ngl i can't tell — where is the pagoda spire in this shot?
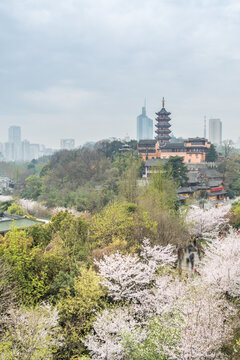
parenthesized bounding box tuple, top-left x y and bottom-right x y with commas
(155, 98, 172, 143)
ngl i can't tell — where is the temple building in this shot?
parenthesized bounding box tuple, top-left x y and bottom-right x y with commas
(138, 99, 211, 164)
(155, 97, 172, 143)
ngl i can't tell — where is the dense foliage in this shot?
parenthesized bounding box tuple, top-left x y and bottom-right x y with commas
(18, 140, 140, 212)
(0, 145, 239, 359)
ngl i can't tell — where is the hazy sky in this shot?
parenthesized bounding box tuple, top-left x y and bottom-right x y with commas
(0, 0, 240, 147)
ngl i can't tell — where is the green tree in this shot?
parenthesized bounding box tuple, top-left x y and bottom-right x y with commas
(163, 156, 188, 186)
(6, 203, 26, 216)
(21, 175, 43, 200)
(90, 202, 156, 252)
(138, 170, 189, 246)
(57, 267, 106, 359)
(118, 155, 143, 202)
(218, 153, 240, 195)
(206, 144, 218, 162)
(0, 229, 49, 304)
(123, 317, 180, 360)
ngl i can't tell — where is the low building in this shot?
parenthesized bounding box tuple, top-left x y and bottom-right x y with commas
(0, 213, 44, 236)
(138, 137, 211, 164)
(142, 158, 166, 178)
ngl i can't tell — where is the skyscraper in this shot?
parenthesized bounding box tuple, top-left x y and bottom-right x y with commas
(7, 126, 22, 161)
(137, 105, 153, 141)
(209, 119, 222, 145)
(8, 126, 21, 144)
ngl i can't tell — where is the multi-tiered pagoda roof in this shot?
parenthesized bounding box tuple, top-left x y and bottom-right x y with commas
(155, 98, 172, 143)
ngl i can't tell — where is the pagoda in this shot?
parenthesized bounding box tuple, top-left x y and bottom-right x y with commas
(155, 97, 172, 143)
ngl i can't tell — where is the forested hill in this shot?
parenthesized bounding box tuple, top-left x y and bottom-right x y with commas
(19, 139, 139, 212)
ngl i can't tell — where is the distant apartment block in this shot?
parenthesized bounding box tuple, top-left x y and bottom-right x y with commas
(137, 106, 153, 141)
(0, 126, 57, 162)
(60, 139, 75, 150)
(8, 126, 21, 144)
(7, 126, 22, 161)
(209, 118, 222, 145)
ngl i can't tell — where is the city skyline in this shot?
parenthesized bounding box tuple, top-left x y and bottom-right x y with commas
(0, 1, 240, 147)
(0, 109, 227, 151)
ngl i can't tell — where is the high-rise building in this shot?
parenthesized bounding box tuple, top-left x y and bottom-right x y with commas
(8, 126, 21, 144)
(30, 144, 40, 160)
(209, 119, 222, 145)
(60, 139, 75, 150)
(21, 140, 31, 162)
(137, 105, 153, 141)
(7, 126, 22, 161)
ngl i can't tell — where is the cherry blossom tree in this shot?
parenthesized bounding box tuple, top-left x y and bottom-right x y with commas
(185, 204, 231, 238)
(201, 229, 240, 298)
(84, 279, 235, 360)
(168, 282, 235, 360)
(17, 198, 81, 218)
(95, 239, 177, 301)
(0, 304, 62, 360)
(86, 238, 236, 360)
(84, 308, 140, 360)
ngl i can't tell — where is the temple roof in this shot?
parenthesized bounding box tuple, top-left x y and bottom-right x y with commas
(159, 142, 185, 149)
(144, 158, 166, 166)
(187, 137, 208, 143)
(156, 108, 171, 116)
(138, 139, 157, 146)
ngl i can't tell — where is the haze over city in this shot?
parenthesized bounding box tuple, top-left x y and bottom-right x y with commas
(0, 0, 240, 147)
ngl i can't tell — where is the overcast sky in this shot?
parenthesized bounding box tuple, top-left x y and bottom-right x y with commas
(0, 0, 240, 147)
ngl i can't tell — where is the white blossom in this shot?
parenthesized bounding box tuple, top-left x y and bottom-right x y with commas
(166, 281, 235, 360)
(95, 240, 176, 302)
(95, 252, 156, 301)
(201, 229, 240, 298)
(84, 307, 140, 360)
(0, 303, 62, 360)
(141, 238, 177, 266)
(185, 205, 230, 238)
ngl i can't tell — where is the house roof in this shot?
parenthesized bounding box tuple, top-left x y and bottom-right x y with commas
(138, 139, 157, 146)
(199, 169, 222, 178)
(145, 158, 166, 166)
(208, 180, 223, 187)
(187, 171, 199, 184)
(187, 137, 208, 142)
(177, 186, 195, 194)
(0, 215, 44, 233)
(159, 142, 185, 149)
(208, 190, 227, 196)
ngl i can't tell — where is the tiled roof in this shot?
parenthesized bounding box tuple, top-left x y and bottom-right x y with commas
(177, 187, 195, 194)
(159, 142, 185, 149)
(138, 139, 157, 146)
(145, 159, 166, 166)
(0, 215, 44, 233)
(156, 108, 171, 116)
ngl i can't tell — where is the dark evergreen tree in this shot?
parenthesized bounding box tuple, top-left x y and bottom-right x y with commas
(206, 144, 218, 162)
(163, 156, 188, 186)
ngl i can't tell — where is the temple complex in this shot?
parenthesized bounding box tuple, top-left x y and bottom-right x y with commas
(138, 98, 211, 164)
